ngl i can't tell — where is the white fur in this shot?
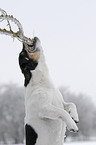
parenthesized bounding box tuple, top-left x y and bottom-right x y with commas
(24, 39, 79, 145)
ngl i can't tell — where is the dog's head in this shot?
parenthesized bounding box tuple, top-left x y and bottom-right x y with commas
(19, 37, 41, 87)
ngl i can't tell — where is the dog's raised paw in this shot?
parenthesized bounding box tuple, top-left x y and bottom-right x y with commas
(70, 128, 79, 133)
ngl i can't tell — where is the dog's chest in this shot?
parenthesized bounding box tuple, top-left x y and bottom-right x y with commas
(51, 89, 64, 109)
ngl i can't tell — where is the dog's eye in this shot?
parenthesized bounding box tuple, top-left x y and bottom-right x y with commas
(21, 52, 24, 55)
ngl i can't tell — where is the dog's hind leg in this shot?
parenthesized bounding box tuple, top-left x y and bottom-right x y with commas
(25, 124, 38, 145)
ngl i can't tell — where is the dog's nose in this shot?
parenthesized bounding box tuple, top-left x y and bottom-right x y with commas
(34, 37, 40, 43)
(34, 37, 39, 41)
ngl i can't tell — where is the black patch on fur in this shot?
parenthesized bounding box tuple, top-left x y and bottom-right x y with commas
(19, 44, 38, 87)
(25, 124, 38, 145)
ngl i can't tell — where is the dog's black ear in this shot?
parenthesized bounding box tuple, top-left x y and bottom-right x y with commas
(19, 43, 38, 87)
(23, 70, 32, 87)
(19, 49, 28, 73)
(19, 48, 32, 87)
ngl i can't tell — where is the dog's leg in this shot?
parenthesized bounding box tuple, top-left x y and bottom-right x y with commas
(64, 102, 79, 123)
(39, 104, 78, 132)
(25, 124, 38, 145)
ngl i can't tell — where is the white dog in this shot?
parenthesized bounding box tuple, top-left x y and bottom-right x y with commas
(19, 37, 79, 145)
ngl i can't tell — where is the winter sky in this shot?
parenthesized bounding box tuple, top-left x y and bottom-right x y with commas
(0, 0, 96, 104)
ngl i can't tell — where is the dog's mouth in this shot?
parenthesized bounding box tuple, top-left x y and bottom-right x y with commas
(25, 37, 40, 54)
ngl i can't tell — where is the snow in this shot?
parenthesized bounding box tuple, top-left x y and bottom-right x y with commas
(1, 142, 96, 145)
(65, 141, 96, 145)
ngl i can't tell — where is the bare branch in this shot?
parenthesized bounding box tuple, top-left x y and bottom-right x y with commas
(0, 14, 24, 34)
(0, 8, 7, 16)
(0, 8, 34, 51)
(0, 8, 12, 31)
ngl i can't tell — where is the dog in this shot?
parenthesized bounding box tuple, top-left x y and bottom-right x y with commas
(19, 37, 79, 145)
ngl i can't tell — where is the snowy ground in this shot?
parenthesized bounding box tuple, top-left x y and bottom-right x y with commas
(65, 141, 96, 145)
(1, 142, 96, 145)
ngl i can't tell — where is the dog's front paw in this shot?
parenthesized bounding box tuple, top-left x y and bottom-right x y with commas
(67, 118, 79, 133)
(65, 103, 79, 123)
(69, 104, 79, 123)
